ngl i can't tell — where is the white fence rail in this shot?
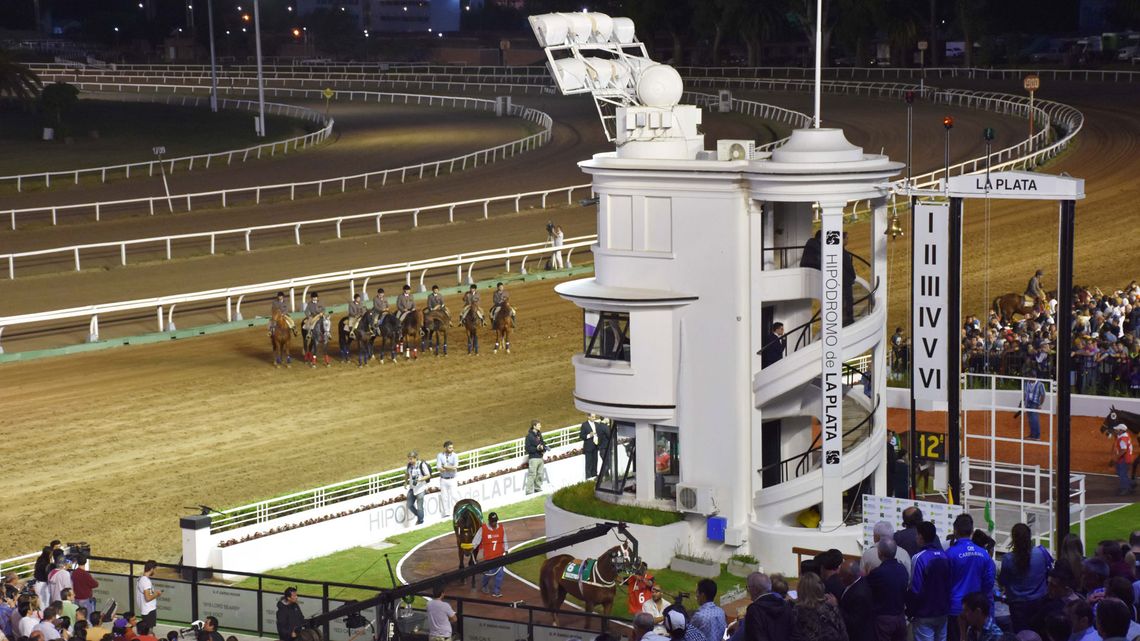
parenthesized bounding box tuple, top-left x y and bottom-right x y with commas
(3, 84, 554, 229)
(0, 93, 332, 192)
(1, 184, 592, 278)
(209, 422, 583, 533)
(0, 235, 599, 349)
(676, 65, 1140, 83)
(0, 552, 39, 579)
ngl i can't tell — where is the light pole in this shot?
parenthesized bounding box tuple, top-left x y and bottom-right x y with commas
(942, 115, 954, 184)
(253, 0, 267, 137)
(1023, 73, 1040, 152)
(206, 0, 219, 112)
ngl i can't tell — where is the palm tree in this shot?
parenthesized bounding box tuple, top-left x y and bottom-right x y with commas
(0, 49, 42, 102)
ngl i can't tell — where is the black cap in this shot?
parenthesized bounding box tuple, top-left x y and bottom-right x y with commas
(310, 292, 319, 298)
(276, 291, 286, 297)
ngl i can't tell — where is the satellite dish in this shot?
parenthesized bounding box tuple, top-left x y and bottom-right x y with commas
(635, 63, 683, 108)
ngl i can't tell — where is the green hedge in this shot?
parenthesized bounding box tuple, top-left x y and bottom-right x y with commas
(551, 481, 684, 526)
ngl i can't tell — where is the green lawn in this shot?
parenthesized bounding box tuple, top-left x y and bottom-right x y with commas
(233, 495, 548, 601)
(0, 98, 311, 177)
(552, 482, 684, 526)
(1081, 502, 1140, 545)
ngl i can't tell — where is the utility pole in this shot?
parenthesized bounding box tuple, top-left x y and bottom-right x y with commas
(253, 0, 267, 137)
(207, 0, 219, 112)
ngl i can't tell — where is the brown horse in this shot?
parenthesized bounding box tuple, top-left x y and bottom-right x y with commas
(539, 543, 636, 626)
(492, 303, 514, 354)
(462, 306, 481, 355)
(992, 290, 1057, 324)
(398, 309, 423, 360)
(269, 308, 293, 367)
(452, 499, 482, 586)
(423, 308, 451, 356)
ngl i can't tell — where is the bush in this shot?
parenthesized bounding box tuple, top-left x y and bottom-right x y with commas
(551, 481, 683, 526)
(729, 553, 758, 564)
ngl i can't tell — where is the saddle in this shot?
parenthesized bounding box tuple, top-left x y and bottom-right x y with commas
(347, 316, 362, 334)
(560, 558, 613, 588)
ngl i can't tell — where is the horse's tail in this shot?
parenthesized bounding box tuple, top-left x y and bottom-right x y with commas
(538, 557, 557, 608)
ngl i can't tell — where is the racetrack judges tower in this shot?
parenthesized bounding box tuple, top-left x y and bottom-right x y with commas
(533, 10, 903, 573)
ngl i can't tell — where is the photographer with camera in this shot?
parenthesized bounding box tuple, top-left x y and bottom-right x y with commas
(196, 617, 223, 641)
(275, 588, 304, 641)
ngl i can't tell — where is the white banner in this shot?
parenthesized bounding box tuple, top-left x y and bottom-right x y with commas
(912, 202, 949, 402)
(820, 212, 844, 477)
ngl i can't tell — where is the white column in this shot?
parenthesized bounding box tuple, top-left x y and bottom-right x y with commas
(635, 421, 655, 502)
(871, 196, 889, 495)
(819, 202, 846, 529)
(180, 514, 214, 572)
(749, 199, 766, 515)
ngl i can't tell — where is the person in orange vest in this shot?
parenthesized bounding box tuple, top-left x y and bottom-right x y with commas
(472, 512, 508, 597)
(626, 563, 655, 615)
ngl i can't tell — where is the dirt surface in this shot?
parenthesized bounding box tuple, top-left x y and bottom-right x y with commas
(1, 80, 1137, 563)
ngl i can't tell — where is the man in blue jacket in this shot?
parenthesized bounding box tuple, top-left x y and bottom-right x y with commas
(908, 521, 952, 641)
(946, 515, 995, 641)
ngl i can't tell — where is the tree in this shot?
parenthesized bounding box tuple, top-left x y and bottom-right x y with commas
(0, 50, 43, 102)
(39, 82, 79, 134)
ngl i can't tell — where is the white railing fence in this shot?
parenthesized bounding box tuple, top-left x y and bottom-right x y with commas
(4, 84, 555, 230)
(0, 234, 599, 351)
(0, 552, 39, 580)
(2, 184, 592, 279)
(209, 422, 583, 533)
(0, 92, 333, 192)
(676, 65, 1140, 83)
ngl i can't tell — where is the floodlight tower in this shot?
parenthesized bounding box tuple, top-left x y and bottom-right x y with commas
(536, 14, 901, 573)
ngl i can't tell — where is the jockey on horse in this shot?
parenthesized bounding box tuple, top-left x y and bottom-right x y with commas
(302, 291, 331, 364)
(461, 284, 485, 327)
(1025, 269, 1050, 314)
(425, 285, 451, 323)
(396, 284, 416, 326)
(489, 282, 517, 328)
(372, 287, 391, 324)
(268, 291, 295, 335)
(346, 293, 366, 336)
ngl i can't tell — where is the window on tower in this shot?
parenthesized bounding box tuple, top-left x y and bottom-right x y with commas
(583, 310, 630, 361)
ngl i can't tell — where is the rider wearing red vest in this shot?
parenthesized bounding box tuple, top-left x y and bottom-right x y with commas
(472, 512, 508, 597)
(625, 564, 654, 614)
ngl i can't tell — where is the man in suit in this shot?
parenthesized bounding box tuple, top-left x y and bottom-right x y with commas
(839, 560, 874, 641)
(580, 414, 604, 479)
(761, 322, 786, 368)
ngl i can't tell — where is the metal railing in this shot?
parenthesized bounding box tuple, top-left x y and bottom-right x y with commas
(759, 395, 881, 484)
(0, 235, 599, 350)
(2, 184, 592, 279)
(4, 84, 554, 229)
(210, 423, 582, 533)
(0, 92, 332, 192)
(676, 65, 1140, 83)
(0, 552, 39, 580)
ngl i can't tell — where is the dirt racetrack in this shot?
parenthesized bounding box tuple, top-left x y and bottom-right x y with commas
(0, 78, 1137, 562)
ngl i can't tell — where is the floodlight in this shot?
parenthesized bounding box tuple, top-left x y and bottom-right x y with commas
(552, 58, 590, 92)
(586, 13, 613, 43)
(610, 17, 636, 44)
(635, 64, 683, 107)
(563, 12, 592, 44)
(529, 14, 568, 47)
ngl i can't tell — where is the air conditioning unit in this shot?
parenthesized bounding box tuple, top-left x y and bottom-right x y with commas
(716, 139, 756, 161)
(676, 484, 719, 514)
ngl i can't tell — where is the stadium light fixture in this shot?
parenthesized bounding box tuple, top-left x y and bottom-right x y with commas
(529, 12, 701, 158)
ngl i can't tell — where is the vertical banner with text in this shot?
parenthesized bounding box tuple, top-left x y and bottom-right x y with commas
(820, 210, 844, 478)
(912, 201, 949, 402)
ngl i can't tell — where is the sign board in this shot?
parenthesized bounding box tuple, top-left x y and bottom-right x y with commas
(323, 88, 334, 99)
(153, 578, 193, 623)
(463, 616, 527, 641)
(197, 584, 260, 631)
(152, 146, 166, 156)
(1023, 74, 1040, 92)
(916, 431, 946, 461)
(912, 201, 949, 402)
(861, 495, 964, 548)
(917, 40, 928, 51)
(534, 624, 598, 641)
(91, 573, 130, 615)
(820, 210, 844, 476)
(945, 171, 1085, 200)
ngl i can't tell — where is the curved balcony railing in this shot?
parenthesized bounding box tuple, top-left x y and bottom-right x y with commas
(756, 275, 880, 361)
(758, 392, 880, 485)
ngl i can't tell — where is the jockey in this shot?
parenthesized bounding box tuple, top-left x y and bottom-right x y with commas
(396, 285, 416, 324)
(472, 512, 507, 597)
(625, 565, 654, 615)
(1026, 269, 1048, 308)
(372, 288, 390, 322)
(462, 284, 484, 326)
(304, 292, 326, 327)
(490, 282, 517, 328)
(268, 291, 293, 335)
(425, 285, 447, 317)
(347, 293, 365, 334)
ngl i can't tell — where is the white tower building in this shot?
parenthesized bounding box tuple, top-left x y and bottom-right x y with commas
(534, 13, 903, 573)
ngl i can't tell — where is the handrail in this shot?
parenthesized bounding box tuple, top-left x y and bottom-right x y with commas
(756, 275, 880, 358)
(0, 235, 598, 350)
(1, 184, 593, 278)
(0, 93, 332, 192)
(209, 422, 582, 533)
(757, 395, 881, 482)
(3, 83, 555, 229)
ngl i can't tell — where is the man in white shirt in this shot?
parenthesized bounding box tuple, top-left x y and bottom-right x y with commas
(436, 441, 459, 517)
(135, 561, 162, 631)
(17, 603, 41, 638)
(425, 585, 456, 641)
(33, 607, 66, 641)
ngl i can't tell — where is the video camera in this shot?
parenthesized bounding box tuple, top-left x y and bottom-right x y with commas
(177, 620, 204, 639)
(62, 542, 91, 565)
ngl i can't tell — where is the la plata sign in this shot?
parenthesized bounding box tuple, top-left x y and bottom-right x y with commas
(945, 171, 1084, 200)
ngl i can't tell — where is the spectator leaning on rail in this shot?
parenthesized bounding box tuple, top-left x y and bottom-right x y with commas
(275, 587, 305, 641)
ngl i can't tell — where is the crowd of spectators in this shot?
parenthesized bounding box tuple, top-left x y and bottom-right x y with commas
(891, 282, 1140, 397)
(611, 507, 1140, 641)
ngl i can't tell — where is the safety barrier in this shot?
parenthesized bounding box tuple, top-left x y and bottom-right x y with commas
(0, 235, 599, 351)
(209, 422, 582, 533)
(3, 83, 554, 229)
(2, 184, 592, 278)
(0, 92, 332, 192)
